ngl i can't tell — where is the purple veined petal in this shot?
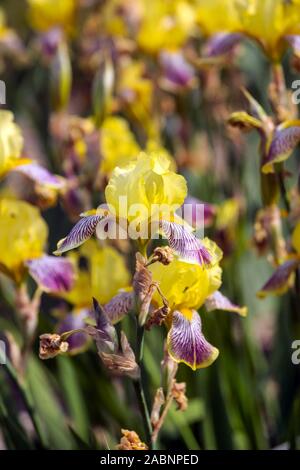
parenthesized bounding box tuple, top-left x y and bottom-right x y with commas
(104, 291, 134, 324)
(159, 220, 211, 265)
(285, 35, 300, 57)
(27, 255, 75, 293)
(204, 33, 243, 57)
(167, 310, 219, 370)
(57, 308, 91, 353)
(54, 214, 103, 255)
(262, 124, 300, 174)
(257, 258, 300, 298)
(159, 50, 195, 88)
(13, 162, 65, 189)
(205, 291, 247, 317)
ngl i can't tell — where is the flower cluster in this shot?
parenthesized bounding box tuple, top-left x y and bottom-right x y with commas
(1, 0, 300, 452)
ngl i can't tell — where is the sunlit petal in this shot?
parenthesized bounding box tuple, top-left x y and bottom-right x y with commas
(159, 220, 211, 265)
(54, 215, 103, 255)
(257, 258, 300, 298)
(27, 255, 75, 293)
(167, 309, 219, 370)
(205, 291, 247, 317)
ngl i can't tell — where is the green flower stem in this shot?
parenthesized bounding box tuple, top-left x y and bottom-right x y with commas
(134, 322, 153, 449)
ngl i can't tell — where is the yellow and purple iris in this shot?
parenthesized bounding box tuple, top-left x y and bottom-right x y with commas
(54, 151, 212, 265)
(199, 0, 300, 62)
(0, 198, 75, 290)
(149, 242, 222, 370)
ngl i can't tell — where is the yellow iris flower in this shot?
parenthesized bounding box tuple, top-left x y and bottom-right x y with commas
(61, 239, 130, 307)
(118, 60, 157, 137)
(100, 117, 140, 174)
(27, 0, 76, 32)
(137, 0, 196, 54)
(0, 198, 48, 282)
(149, 238, 222, 369)
(0, 111, 27, 179)
(196, 0, 240, 36)
(150, 239, 223, 312)
(234, 0, 300, 60)
(105, 151, 187, 224)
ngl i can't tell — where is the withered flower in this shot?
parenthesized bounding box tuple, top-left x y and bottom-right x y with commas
(151, 246, 174, 266)
(150, 388, 165, 428)
(99, 332, 140, 380)
(171, 382, 188, 412)
(133, 253, 157, 325)
(145, 304, 170, 331)
(117, 429, 148, 451)
(39, 333, 69, 360)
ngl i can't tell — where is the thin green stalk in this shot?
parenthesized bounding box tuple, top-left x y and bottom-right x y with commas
(133, 323, 153, 448)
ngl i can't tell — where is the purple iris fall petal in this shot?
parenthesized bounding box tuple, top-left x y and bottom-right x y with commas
(167, 310, 219, 370)
(159, 220, 211, 265)
(27, 255, 75, 293)
(54, 214, 103, 254)
(204, 33, 243, 57)
(14, 162, 64, 189)
(262, 125, 300, 173)
(205, 291, 247, 316)
(257, 258, 300, 298)
(159, 50, 195, 88)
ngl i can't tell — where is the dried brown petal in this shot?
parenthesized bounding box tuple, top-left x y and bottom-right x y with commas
(117, 429, 148, 451)
(145, 304, 170, 330)
(171, 382, 188, 412)
(39, 333, 69, 360)
(161, 346, 178, 394)
(99, 332, 140, 379)
(133, 253, 152, 302)
(150, 388, 165, 428)
(152, 246, 174, 265)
